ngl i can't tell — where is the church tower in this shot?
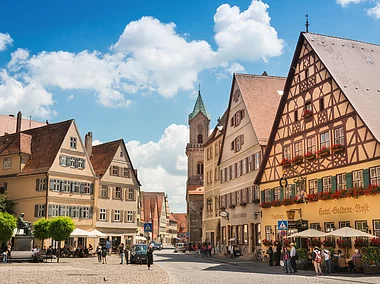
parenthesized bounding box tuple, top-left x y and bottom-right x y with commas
(186, 90, 210, 243)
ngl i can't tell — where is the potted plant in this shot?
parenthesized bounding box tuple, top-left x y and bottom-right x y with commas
(303, 109, 313, 118)
(280, 158, 291, 167)
(260, 202, 271, 208)
(370, 238, 380, 247)
(331, 143, 344, 153)
(309, 238, 322, 247)
(271, 200, 281, 207)
(252, 199, 260, 204)
(291, 155, 303, 165)
(281, 198, 292, 206)
(296, 248, 309, 269)
(322, 239, 336, 248)
(354, 238, 369, 248)
(317, 146, 330, 157)
(337, 238, 352, 249)
(240, 201, 247, 206)
(306, 193, 319, 202)
(304, 151, 316, 160)
(362, 246, 380, 274)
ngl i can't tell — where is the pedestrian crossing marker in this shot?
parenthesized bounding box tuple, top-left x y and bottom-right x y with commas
(278, 220, 288, 230)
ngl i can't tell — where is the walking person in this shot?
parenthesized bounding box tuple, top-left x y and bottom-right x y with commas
(289, 243, 297, 273)
(281, 247, 293, 273)
(119, 243, 125, 264)
(323, 249, 331, 275)
(312, 247, 323, 276)
(125, 246, 129, 265)
(101, 246, 107, 264)
(267, 246, 274, 266)
(147, 243, 154, 270)
(96, 243, 102, 263)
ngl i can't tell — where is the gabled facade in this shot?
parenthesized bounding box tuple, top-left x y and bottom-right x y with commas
(256, 33, 380, 250)
(219, 73, 285, 254)
(90, 137, 141, 247)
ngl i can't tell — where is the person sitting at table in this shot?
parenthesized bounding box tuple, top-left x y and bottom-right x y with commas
(348, 249, 362, 272)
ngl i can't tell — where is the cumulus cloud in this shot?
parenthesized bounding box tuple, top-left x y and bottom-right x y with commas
(0, 33, 13, 51)
(336, 0, 365, 7)
(66, 94, 74, 102)
(367, 2, 380, 18)
(92, 139, 103, 146)
(4, 0, 283, 110)
(0, 70, 54, 118)
(126, 124, 188, 212)
(336, 0, 380, 19)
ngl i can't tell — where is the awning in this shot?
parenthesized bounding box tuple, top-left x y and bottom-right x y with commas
(325, 227, 377, 238)
(136, 236, 147, 241)
(286, 229, 326, 238)
(70, 228, 92, 237)
(88, 229, 107, 238)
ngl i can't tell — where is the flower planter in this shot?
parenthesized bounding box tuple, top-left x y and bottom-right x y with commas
(318, 151, 330, 157)
(281, 162, 291, 168)
(293, 159, 303, 165)
(332, 147, 344, 153)
(305, 154, 316, 160)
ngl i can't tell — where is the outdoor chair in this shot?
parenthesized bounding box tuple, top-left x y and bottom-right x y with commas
(338, 258, 349, 272)
(353, 258, 364, 273)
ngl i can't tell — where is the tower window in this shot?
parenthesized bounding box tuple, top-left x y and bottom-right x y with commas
(198, 134, 203, 144)
(197, 162, 204, 175)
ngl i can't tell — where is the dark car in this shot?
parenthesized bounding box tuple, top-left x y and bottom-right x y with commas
(130, 244, 148, 264)
(151, 241, 163, 251)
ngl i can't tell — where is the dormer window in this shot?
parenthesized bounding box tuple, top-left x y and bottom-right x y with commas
(70, 137, 77, 149)
(3, 158, 11, 170)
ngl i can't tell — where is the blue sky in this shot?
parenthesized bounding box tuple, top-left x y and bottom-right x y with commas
(0, 0, 379, 212)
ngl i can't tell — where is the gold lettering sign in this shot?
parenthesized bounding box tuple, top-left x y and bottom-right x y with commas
(318, 204, 369, 217)
(271, 213, 285, 220)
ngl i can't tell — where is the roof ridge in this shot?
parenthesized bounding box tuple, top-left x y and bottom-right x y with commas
(235, 73, 286, 79)
(304, 32, 380, 48)
(92, 139, 122, 148)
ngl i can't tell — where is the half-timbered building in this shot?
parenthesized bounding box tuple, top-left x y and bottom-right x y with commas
(256, 32, 380, 250)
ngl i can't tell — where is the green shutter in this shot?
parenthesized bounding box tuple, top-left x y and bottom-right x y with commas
(271, 188, 275, 202)
(34, 204, 38, 217)
(261, 190, 265, 203)
(291, 184, 295, 198)
(363, 168, 370, 188)
(318, 179, 323, 193)
(280, 187, 284, 201)
(331, 176, 337, 193)
(36, 179, 40, 191)
(346, 172, 353, 189)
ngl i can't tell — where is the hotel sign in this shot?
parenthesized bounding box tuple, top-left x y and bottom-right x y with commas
(318, 204, 370, 217)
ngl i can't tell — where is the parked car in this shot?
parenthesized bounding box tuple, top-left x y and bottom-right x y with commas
(130, 244, 148, 264)
(151, 241, 163, 251)
(174, 243, 186, 253)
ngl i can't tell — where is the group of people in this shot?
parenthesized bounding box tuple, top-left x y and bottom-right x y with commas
(62, 244, 94, 258)
(96, 243, 109, 264)
(311, 246, 332, 276)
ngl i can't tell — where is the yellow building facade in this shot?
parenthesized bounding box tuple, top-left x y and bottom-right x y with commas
(256, 33, 380, 252)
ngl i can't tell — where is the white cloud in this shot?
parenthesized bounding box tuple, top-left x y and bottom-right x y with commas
(126, 124, 188, 212)
(0, 33, 13, 51)
(5, 0, 284, 109)
(367, 2, 380, 18)
(92, 139, 103, 146)
(336, 0, 365, 7)
(0, 70, 54, 118)
(66, 94, 74, 102)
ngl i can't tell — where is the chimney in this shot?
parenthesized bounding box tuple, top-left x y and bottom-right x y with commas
(16, 111, 22, 133)
(85, 132, 93, 157)
(134, 169, 138, 178)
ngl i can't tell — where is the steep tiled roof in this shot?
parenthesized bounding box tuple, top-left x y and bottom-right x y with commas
(235, 74, 285, 146)
(0, 133, 31, 156)
(143, 192, 165, 216)
(169, 214, 177, 222)
(189, 91, 211, 120)
(90, 140, 121, 176)
(172, 213, 187, 233)
(303, 32, 380, 142)
(0, 114, 45, 136)
(204, 109, 227, 147)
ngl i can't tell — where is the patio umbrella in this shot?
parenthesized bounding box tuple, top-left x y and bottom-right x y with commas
(286, 229, 326, 238)
(136, 236, 147, 241)
(70, 228, 92, 237)
(88, 229, 107, 238)
(325, 227, 376, 238)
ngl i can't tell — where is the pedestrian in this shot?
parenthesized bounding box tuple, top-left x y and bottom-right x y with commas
(96, 243, 102, 263)
(312, 246, 323, 276)
(289, 243, 297, 273)
(119, 243, 125, 264)
(276, 241, 282, 266)
(281, 247, 292, 273)
(101, 246, 107, 264)
(323, 249, 331, 275)
(207, 243, 212, 257)
(147, 243, 154, 270)
(267, 246, 274, 266)
(125, 246, 129, 265)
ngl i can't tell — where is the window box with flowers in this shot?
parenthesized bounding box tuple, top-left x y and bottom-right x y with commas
(331, 143, 345, 153)
(281, 198, 292, 206)
(305, 151, 316, 160)
(355, 238, 369, 248)
(323, 239, 336, 248)
(337, 238, 352, 249)
(291, 155, 303, 165)
(370, 238, 380, 247)
(306, 193, 319, 202)
(252, 199, 260, 204)
(280, 158, 291, 167)
(303, 109, 313, 118)
(308, 238, 322, 247)
(240, 202, 247, 207)
(271, 200, 281, 207)
(262, 239, 273, 246)
(317, 146, 330, 157)
(260, 202, 272, 208)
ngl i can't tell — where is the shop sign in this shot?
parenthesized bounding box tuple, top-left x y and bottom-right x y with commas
(232, 213, 247, 219)
(318, 204, 370, 217)
(271, 213, 285, 220)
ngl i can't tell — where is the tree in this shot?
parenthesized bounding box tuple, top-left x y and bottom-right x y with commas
(0, 195, 15, 214)
(0, 212, 17, 243)
(33, 218, 51, 248)
(48, 217, 75, 262)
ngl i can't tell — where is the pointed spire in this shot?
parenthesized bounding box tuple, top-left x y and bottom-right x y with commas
(189, 87, 211, 121)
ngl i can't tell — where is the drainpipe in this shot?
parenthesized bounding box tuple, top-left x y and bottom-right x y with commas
(45, 173, 49, 219)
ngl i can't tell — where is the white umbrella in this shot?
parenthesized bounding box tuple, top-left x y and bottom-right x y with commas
(136, 236, 147, 241)
(286, 229, 326, 238)
(70, 228, 92, 237)
(88, 229, 107, 238)
(325, 227, 377, 238)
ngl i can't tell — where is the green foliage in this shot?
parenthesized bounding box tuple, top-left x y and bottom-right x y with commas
(296, 248, 308, 261)
(48, 217, 75, 241)
(0, 195, 16, 214)
(362, 246, 380, 267)
(0, 212, 17, 242)
(33, 218, 51, 240)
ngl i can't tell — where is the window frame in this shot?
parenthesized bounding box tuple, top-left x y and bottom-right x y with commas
(128, 188, 134, 200)
(115, 187, 122, 199)
(127, 211, 133, 222)
(114, 209, 121, 222)
(294, 141, 303, 157)
(307, 136, 316, 155)
(70, 137, 77, 149)
(337, 173, 346, 191)
(320, 131, 330, 149)
(322, 176, 332, 193)
(370, 167, 380, 186)
(334, 127, 345, 145)
(283, 145, 291, 160)
(309, 179, 318, 195)
(99, 208, 106, 221)
(3, 158, 12, 170)
(353, 170, 364, 188)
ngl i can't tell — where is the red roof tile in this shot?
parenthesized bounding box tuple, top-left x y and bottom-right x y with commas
(90, 140, 121, 176)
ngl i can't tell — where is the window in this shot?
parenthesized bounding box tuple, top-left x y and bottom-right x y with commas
(61, 180, 71, 192)
(37, 178, 46, 191)
(51, 205, 60, 217)
(221, 169, 225, 183)
(309, 179, 318, 194)
(60, 206, 70, 217)
(253, 185, 260, 201)
(356, 220, 368, 232)
(231, 192, 236, 206)
(197, 162, 203, 175)
(72, 182, 81, 193)
(248, 155, 253, 172)
(319, 98, 324, 111)
(198, 134, 203, 144)
(115, 187, 122, 199)
(353, 170, 363, 188)
(307, 136, 316, 154)
(310, 223, 320, 230)
(78, 159, 84, 169)
(70, 157, 76, 168)
(237, 190, 241, 205)
(320, 132, 330, 149)
(83, 183, 91, 194)
(274, 187, 280, 201)
(294, 141, 303, 157)
(294, 110, 298, 122)
(242, 188, 247, 203)
(71, 206, 80, 218)
(50, 179, 60, 192)
(283, 145, 291, 160)
(100, 208, 106, 221)
(334, 127, 344, 145)
(101, 185, 108, 198)
(3, 158, 11, 170)
(235, 111, 241, 126)
(120, 151, 124, 158)
(339, 221, 350, 228)
(248, 187, 253, 202)
(35, 204, 45, 217)
(323, 176, 332, 193)
(112, 166, 119, 176)
(305, 101, 313, 112)
(0, 182, 7, 194)
(123, 167, 130, 178)
(370, 167, 380, 186)
(242, 158, 247, 175)
(82, 207, 90, 219)
(237, 161, 241, 178)
(60, 156, 67, 167)
(265, 225, 272, 241)
(254, 152, 261, 170)
(373, 220, 380, 237)
(128, 188, 134, 200)
(115, 209, 121, 221)
(337, 174, 346, 191)
(127, 211, 133, 222)
(295, 182, 304, 197)
(285, 185, 292, 199)
(215, 167, 219, 181)
(235, 136, 241, 152)
(231, 164, 236, 179)
(215, 142, 219, 156)
(264, 189, 271, 203)
(70, 137, 77, 149)
(324, 222, 335, 233)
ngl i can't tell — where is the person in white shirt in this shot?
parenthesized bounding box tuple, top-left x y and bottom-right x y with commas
(289, 243, 297, 273)
(322, 249, 331, 274)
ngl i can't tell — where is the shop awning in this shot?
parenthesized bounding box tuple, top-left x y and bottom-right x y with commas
(136, 236, 147, 241)
(70, 228, 92, 237)
(325, 227, 377, 238)
(286, 229, 326, 238)
(88, 229, 107, 238)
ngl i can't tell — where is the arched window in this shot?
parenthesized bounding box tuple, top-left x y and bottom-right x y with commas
(197, 162, 204, 175)
(198, 134, 203, 144)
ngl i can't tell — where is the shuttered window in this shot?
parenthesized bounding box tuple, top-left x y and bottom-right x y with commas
(100, 208, 106, 221)
(337, 174, 346, 191)
(353, 170, 364, 188)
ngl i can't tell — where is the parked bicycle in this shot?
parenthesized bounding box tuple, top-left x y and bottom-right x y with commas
(254, 249, 269, 262)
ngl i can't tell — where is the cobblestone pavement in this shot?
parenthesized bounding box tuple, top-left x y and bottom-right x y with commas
(154, 250, 380, 284)
(0, 255, 169, 284)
